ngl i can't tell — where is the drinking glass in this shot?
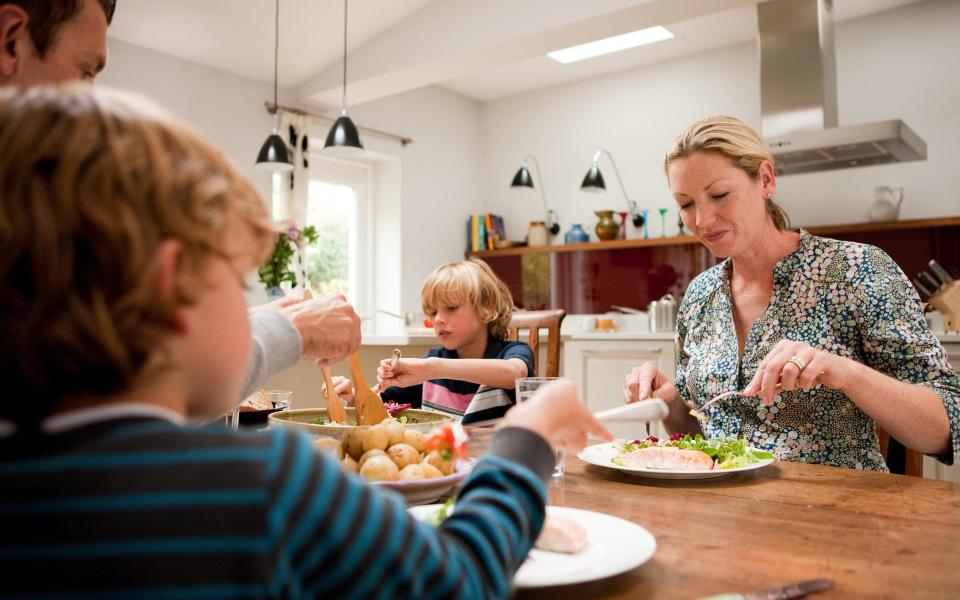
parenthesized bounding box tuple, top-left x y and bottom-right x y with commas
(264, 389, 292, 410)
(515, 377, 566, 477)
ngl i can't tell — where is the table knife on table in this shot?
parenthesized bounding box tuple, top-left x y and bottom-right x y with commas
(699, 578, 834, 600)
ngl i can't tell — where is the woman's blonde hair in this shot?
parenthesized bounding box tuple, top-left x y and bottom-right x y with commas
(420, 258, 514, 340)
(664, 115, 790, 230)
(0, 85, 275, 424)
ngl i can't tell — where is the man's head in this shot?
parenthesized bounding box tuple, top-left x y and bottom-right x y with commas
(0, 1, 114, 86)
(0, 85, 275, 424)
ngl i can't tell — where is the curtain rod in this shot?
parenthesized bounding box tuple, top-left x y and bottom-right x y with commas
(265, 101, 413, 147)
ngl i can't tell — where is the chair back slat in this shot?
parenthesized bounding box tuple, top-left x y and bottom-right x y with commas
(876, 426, 923, 477)
(507, 309, 565, 377)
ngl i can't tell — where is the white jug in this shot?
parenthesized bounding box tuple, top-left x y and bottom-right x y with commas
(868, 186, 904, 222)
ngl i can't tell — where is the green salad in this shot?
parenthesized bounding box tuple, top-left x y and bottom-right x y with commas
(426, 498, 455, 526)
(616, 434, 774, 470)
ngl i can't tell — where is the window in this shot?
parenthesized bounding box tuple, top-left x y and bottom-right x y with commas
(303, 159, 369, 308)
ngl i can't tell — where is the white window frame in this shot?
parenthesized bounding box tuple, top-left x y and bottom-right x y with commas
(302, 154, 375, 320)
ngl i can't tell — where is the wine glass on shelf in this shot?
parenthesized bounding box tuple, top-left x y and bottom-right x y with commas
(641, 209, 650, 239)
(659, 208, 669, 237)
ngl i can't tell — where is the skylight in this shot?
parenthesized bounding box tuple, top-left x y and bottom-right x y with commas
(547, 26, 674, 64)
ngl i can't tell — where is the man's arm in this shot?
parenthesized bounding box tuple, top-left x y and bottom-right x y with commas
(240, 310, 302, 399)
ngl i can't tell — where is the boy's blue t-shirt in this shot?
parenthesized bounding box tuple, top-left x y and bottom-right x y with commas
(381, 338, 534, 425)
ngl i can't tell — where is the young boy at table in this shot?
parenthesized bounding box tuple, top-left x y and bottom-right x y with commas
(331, 259, 535, 425)
(0, 85, 611, 599)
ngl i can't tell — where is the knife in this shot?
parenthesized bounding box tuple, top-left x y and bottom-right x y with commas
(699, 578, 834, 600)
(928, 260, 955, 285)
(594, 398, 669, 423)
(918, 271, 943, 294)
(913, 277, 934, 297)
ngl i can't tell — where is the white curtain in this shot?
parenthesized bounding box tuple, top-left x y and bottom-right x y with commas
(276, 109, 313, 294)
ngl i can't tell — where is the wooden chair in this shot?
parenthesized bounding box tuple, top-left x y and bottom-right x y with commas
(507, 309, 566, 378)
(877, 426, 924, 477)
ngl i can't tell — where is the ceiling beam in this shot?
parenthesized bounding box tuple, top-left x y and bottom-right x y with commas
(297, 0, 760, 106)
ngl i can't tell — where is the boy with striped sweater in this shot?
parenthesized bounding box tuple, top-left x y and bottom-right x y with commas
(0, 86, 611, 599)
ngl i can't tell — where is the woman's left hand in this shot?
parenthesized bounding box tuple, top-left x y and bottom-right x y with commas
(742, 340, 853, 406)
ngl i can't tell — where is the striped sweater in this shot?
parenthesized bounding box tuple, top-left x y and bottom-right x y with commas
(0, 417, 554, 599)
(381, 339, 534, 425)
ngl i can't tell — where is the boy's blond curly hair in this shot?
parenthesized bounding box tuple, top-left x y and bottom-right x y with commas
(0, 85, 275, 424)
(420, 258, 514, 340)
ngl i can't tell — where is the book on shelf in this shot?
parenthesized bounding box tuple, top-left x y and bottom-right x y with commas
(466, 213, 505, 253)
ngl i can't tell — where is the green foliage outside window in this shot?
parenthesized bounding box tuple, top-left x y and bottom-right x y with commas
(257, 223, 319, 290)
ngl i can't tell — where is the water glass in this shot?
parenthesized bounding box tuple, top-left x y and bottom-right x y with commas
(264, 389, 292, 410)
(515, 377, 566, 477)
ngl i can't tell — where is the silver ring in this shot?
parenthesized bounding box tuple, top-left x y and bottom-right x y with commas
(786, 355, 807, 371)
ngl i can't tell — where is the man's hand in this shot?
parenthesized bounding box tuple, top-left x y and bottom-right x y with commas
(263, 293, 361, 367)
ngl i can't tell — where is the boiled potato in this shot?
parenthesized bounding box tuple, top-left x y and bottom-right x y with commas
(342, 428, 365, 460)
(313, 437, 344, 461)
(387, 443, 420, 470)
(341, 454, 359, 474)
(359, 448, 388, 469)
(403, 429, 425, 452)
(360, 455, 399, 482)
(362, 424, 390, 453)
(398, 463, 426, 481)
(420, 463, 444, 479)
(382, 419, 405, 446)
(423, 450, 454, 476)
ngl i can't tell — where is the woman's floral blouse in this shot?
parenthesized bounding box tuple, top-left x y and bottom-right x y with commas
(675, 229, 960, 471)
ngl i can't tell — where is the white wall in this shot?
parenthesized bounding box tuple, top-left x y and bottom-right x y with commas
(99, 38, 282, 205)
(99, 39, 485, 316)
(350, 86, 485, 313)
(481, 0, 960, 241)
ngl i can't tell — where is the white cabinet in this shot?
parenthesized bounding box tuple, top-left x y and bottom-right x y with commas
(563, 338, 674, 440)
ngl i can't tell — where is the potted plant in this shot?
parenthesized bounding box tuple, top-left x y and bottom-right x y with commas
(258, 222, 318, 298)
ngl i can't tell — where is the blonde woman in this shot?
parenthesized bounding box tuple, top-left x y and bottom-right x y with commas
(329, 258, 534, 424)
(623, 115, 958, 471)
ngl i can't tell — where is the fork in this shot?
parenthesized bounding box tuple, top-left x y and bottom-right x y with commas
(686, 384, 782, 421)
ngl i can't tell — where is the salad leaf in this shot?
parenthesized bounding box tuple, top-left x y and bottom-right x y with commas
(616, 434, 774, 470)
(427, 498, 456, 526)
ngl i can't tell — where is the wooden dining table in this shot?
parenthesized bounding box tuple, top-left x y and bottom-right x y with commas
(464, 427, 960, 599)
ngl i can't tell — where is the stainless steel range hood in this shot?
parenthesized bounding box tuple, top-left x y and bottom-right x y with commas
(758, 0, 926, 175)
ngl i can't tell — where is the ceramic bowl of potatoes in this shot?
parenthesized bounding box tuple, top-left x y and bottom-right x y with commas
(307, 416, 473, 506)
(268, 407, 453, 441)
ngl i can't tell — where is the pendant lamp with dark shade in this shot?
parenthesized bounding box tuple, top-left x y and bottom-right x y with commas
(581, 149, 642, 227)
(256, 0, 293, 171)
(324, 0, 364, 154)
(510, 155, 559, 235)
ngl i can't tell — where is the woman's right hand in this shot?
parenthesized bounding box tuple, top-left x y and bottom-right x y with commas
(623, 362, 674, 404)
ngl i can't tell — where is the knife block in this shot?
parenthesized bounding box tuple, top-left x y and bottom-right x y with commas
(929, 281, 960, 332)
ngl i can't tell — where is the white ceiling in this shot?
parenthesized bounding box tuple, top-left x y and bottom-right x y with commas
(107, 0, 926, 105)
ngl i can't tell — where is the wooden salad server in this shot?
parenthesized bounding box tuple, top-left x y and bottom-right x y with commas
(348, 353, 390, 425)
(321, 367, 348, 424)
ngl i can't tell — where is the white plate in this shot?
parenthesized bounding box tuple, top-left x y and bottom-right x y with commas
(577, 442, 775, 480)
(408, 504, 656, 588)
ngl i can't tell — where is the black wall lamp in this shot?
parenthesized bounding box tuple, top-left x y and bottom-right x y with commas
(324, 0, 364, 154)
(256, 0, 293, 171)
(510, 155, 560, 235)
(581, 149, 642, 227)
